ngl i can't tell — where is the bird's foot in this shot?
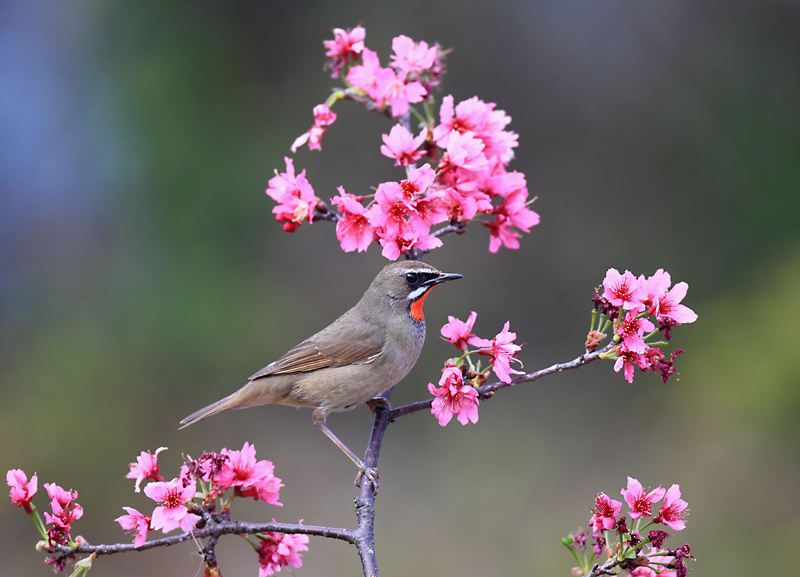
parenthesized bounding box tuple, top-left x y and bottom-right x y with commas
(354, 464, 380, 495)
(366, 397, 391, 414)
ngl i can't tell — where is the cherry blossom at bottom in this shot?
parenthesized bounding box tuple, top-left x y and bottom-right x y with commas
(256, 530, 310, 577)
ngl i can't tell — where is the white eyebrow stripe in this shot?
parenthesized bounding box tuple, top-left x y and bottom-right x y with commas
(407, 285, 430, 300)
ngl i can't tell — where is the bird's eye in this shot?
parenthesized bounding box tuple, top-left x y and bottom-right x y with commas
(404, 273, 419, 285)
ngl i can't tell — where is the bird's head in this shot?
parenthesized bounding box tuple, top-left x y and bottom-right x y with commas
(369, 261, 462, 322)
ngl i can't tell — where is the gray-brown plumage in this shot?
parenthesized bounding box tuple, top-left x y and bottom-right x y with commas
(179, 261, 461, 490)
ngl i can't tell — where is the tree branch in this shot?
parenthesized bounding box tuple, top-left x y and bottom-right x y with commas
(351, 389, 393, 577)
(50, 519, 354, 560)
(584, 558, 622, 577)
(388, 343, 614, 420)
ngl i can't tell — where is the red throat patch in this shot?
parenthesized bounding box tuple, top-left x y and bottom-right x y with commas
(410, 286, 436, 322)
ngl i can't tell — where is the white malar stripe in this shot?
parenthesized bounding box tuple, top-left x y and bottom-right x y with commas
(407, 285, 430, 301)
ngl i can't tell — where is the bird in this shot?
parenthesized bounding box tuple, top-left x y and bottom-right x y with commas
(179, 260, 462, 491)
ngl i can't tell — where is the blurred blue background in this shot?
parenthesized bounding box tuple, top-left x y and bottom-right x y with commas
(2, 1, 799, 576)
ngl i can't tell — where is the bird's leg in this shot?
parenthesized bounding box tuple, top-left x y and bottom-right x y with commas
(313, 412, 379, 493)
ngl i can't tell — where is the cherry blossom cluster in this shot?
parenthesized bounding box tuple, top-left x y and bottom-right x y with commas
(563, 477, 693, 577)
(264, 25, 540, 259)
(427, 311, 524, 426)
(588, 268, 698, 384)
(6, 443, 308, 576)
(8, 469, 86, 572)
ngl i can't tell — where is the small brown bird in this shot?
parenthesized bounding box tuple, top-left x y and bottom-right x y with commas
(179, 261, 461, 488)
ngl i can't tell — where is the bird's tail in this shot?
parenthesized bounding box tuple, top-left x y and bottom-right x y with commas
(179, 376, 297, 429)
(179, 393, 239, 429)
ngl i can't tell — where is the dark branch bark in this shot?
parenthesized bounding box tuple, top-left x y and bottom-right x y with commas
(51, 519, 354, 559)
(351, 389, 393, 577)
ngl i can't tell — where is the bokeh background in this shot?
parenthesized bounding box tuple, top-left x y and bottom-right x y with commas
(2, 1, 799, 576)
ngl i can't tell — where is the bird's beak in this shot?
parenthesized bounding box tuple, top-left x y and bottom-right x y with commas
(424, 272, 463, 287)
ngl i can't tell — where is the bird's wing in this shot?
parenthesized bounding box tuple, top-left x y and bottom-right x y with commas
(248, 331, 383, 380)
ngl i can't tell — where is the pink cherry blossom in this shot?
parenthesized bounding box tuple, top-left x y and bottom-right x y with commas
(367, 182, 413, 239)
(394, 164, 447, 230)
(500, 188, 539, 231)
(115, 507, 151, 548)
(365, 167, 446, 259)
(291, 104, 337, 153)
(265, 158, 319, 232)
(346, 48, 383, 99)
(603, 268, 647, 311)
(312, 103, 337, 127)
(324, 26, 366, 58)
(433, 95, 517, 164)
(290, 125, 325, 153)
(7, 469, 37, 513)
(440, 311, 479, 350)
(376, 226, 442, 261)
(127, 446, 167, 493)
(144, 477, 201, 533)
(428, 364, 480, 426)
(630, 568, 658, 577)
(372, 164, 437, 215)
(479, 164, 527, 199)
(620, 477, 666, 520)
(44, 483, 84, 528)
(380, 124, 428, 166)
(471, 321, 524, 383)
(215, 442, 282, 505)
(374, 67, 427, 117)
(618, 311, 656, 354)
(483, 216, 521, 253)
(330, 188, 374, 253)
(589, 492, 622, 534)
(442, 130, 489, 172)
(409, 187, 448, 231)
(323, 26, 365, 78)
(390, 35, 437, 75)
(653, 281, 698, 326)
(484, 188, 540, 253)
(613, 342, 650, 383)
(442, 186, 480, 221)
(655, 484, 688, 531)
(638, 269, 672, 314)
(43, 482, 83, 545)
(257, 530, 309, 577)
(433, 95, 469, 142)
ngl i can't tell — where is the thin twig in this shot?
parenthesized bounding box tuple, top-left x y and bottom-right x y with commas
(388, 343, 614, 420)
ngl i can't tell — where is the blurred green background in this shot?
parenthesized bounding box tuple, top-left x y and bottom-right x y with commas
(2, 1, 799, 576)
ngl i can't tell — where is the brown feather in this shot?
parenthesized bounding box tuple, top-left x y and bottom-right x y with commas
(248, 332, 383, 380)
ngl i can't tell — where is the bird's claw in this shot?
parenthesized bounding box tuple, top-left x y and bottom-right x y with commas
(366, 397, 391, 414)
(354, 465, 380, 495)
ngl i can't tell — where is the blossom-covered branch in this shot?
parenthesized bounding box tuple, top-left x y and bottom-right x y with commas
(390, 341, 614, 421)
(563, 477, 693, 577)
(265, 25, 539, 260)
